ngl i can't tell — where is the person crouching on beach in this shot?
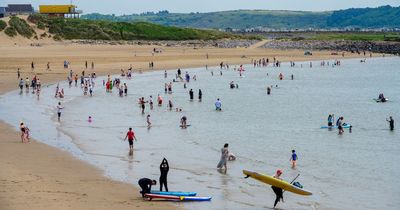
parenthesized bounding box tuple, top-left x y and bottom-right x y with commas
(138, 178, 156, 198)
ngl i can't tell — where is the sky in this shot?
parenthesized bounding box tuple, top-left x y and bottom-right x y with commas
(2, 0, 399, 15)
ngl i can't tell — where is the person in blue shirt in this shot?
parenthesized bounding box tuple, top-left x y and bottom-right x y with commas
(290, 150, 298, 168)
(215, 98, 222, 111)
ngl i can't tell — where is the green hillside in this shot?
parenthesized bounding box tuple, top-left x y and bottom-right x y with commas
(26, 14, 249, 41)
(82, 6, 400, 29)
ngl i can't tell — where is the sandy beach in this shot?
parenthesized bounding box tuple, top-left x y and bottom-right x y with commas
(0, 37, 375, 210)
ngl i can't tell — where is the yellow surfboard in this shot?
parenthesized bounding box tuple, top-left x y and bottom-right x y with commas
(243, 170, 312, 196)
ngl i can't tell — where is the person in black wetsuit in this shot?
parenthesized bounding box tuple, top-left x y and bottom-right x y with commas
(189, 89, 194, 100)
(271, 169, 284, 208)
(198, 89, 202, 101)
(159, 158, 169, 191)
(138, 178, 156, 198)
(387, 116, 394, 131)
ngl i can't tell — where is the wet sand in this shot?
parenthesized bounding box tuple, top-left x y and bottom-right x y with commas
(0, 40, 374, 210)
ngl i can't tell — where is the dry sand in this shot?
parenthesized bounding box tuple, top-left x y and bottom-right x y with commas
(0, 36, 370, 210)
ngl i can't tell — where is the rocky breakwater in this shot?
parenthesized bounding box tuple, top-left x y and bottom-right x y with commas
(262, 40, 400, 55)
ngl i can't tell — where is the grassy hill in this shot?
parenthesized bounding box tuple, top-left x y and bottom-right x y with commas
(82, 6, 400, 29)
(1, 14, 252, 41)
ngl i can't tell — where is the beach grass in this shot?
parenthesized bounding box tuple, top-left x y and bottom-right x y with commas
(0, 20, 6, 31)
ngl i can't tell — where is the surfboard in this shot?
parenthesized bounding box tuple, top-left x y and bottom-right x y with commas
(180, 124, 191, 128)
(320, 124, 351, 129)
(151, 191, 197, 196)
(180, 196, 212, 201)
(144, 194, 181, 201)
(243, 170, 312, 196)
(374, 98, 388, 103)
(145, 194, 211, 202)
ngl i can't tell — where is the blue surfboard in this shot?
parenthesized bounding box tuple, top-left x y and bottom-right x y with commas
(150, 191, 197, 196)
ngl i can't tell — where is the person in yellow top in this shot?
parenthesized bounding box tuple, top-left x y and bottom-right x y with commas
(271, 169, 284, 208)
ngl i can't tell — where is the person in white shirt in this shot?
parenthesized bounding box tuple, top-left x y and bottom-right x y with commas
(57, 102, 64, 122)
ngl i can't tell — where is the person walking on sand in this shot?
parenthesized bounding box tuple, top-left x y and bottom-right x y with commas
(159, 158, 169, 192)
(57, 102, 64, 122)
(18, 78, 24, 93)
(124, 127, 137, 151)
(217, 143, 229, 172)
(271, 170, 284, 208)
(387, 116, 394, 131)
(20, 122, 27, 143)
(290, 150, 298, 168)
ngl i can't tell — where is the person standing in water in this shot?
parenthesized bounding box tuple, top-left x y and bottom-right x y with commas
(267, 86, 271, 95)
(198, 89, 202, 102)
(159, 158, 169, 192)
(57, 102, 64, 122)
(290, 150, 298, 168)
(271, 170, 284, 208)
(328, 114, 334, 127)
(387, 116, 394, 131)
(217, 143, 229, 172)
(124, 127, 137, 151)
(189, 89, 194, 101)
(337, 117, 344, 135)
(168, 100, 173, 110)
(215, 98, 222, 111)
(180, 116, 187, 128)
(146, 115, 152, 127)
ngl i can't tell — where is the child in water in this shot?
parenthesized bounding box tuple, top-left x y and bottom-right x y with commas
(290, 150, 297, 168)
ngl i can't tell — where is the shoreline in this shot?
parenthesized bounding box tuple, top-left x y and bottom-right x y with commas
(0, 42, 378, 210)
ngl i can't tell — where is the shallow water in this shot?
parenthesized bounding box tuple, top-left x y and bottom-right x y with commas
(1, 57, 399, 210)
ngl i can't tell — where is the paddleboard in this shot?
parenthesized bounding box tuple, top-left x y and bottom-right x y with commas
(144, 194, 180, 201)
(151, 191, 197, 196)
(180, 196, 212, 201)
(243, 170, 312, 196)
(180, 125, 191, 128)
(374, 98, 388, 103)
(320, 124, 351, 129)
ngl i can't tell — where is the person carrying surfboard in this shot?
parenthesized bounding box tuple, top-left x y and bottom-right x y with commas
(217, 143, 229, 172)
(271, 170, 284, 208)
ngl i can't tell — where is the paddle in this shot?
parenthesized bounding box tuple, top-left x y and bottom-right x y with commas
(283, 173, 300, 193)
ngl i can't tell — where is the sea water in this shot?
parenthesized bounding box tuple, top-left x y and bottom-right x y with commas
(1, 57, 399, 210)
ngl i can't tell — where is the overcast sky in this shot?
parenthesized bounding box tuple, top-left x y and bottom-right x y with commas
(2, 0, 399, 15)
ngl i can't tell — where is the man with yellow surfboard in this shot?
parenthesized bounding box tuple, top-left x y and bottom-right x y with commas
(243, 169, 312, 208)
